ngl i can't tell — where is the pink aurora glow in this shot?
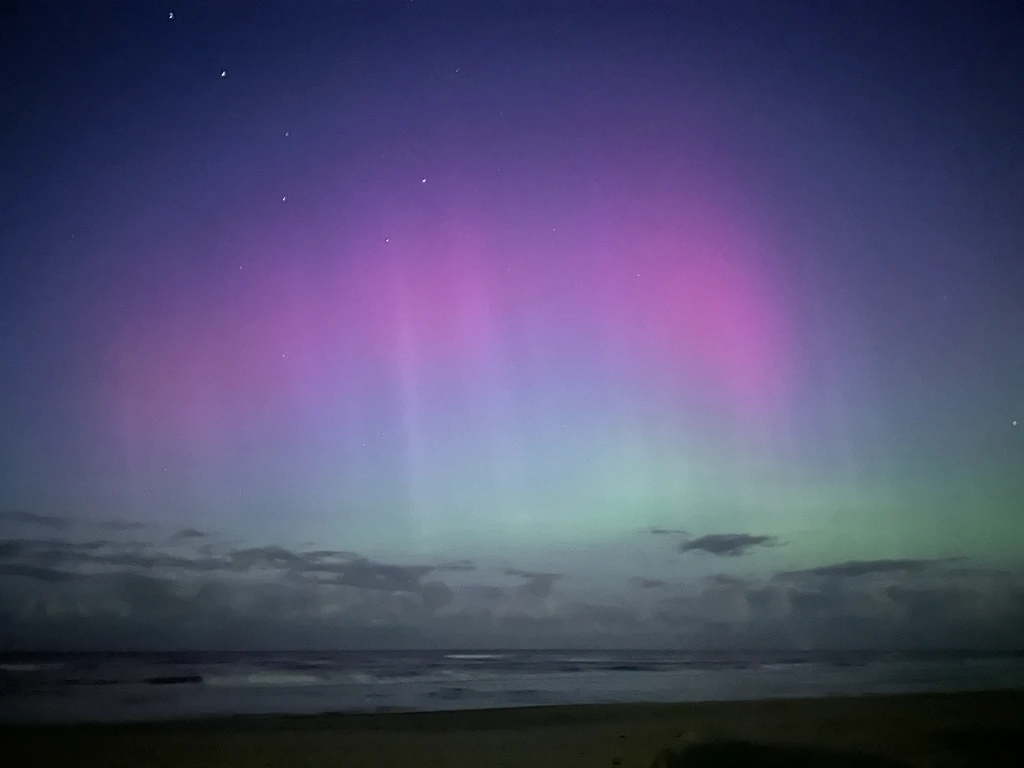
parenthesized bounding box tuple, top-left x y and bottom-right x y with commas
(102, 206, 794, 447)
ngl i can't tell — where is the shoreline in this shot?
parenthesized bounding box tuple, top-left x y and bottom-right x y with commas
(3, 689, 1022, 730)
(4, 690, 1023, 766)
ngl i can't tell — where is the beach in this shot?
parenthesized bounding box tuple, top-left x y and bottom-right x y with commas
(4, 690, 1021, 767)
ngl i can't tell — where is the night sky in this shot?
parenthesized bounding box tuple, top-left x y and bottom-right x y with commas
(1, 1, 1022, 650)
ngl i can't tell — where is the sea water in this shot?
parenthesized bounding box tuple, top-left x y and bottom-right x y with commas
(3, 648, 1023, 723)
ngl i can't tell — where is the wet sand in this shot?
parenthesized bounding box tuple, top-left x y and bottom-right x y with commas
(4, 690, 1022, 767)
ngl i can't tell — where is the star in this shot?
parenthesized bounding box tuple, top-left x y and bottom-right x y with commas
(284, 131, 290, 137)
(421, 178, 427, 183)
(168, 12, 174, 20)
(281, 196, 287, 202)
(220, 70, 227, 77)
(1013, 420, 1019, 427)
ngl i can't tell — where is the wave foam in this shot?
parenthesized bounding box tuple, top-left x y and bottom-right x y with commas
(205, 672, 323, 687)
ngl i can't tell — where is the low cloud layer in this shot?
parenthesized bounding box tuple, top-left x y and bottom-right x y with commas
(646, 527, 689, 536)
(1, 518, 1021, 650)
(505, 568, 563, 600)
(777, 558, 952, 580)
(170, 528, 207, 541)
(634, 578, 666, 589)
(679, 533, 777, 557)
(0, 511, 72, 530)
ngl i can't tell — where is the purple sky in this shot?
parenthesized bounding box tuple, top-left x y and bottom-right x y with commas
(0, 1, 1022, 649)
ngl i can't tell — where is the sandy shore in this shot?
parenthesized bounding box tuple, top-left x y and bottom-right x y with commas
(3, 691, 1022, 767)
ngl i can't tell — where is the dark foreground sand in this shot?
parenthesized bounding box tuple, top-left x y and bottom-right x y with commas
(4, 691, 1023, 767)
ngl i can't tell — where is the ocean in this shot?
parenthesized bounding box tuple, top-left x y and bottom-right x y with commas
(3, 649, 1023, 724)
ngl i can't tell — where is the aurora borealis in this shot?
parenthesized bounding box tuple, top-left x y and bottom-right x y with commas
(1, 2, 1022, 649)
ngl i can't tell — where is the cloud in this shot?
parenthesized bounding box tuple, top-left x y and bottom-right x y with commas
(0, 511, 71, 530)
(698, 574, 752, 623)
(0, 537, 226, 572)
(1, 530, 495, 646)
(633, 578, 666, 589)
(504, 568, 563, 598)
(0, 533, 472, 648)
(3, 521, 1023, 651)
(679, 533, 777, 557)
(97, 520, 147, 531)
(420, 581, 455, 611)
(436, 559, 476, 572)
(777, 558, 949, 580)
(744, 585, 790, 619)
(170, 528, 206, 541)
(520, 575, 561, 599)
(504, 568, 558, 579)
(91, 551, 226, 572)
(0, 538, 110, 562)
(0, 540, 28, 558)
(467, 585, 507, 602)
(230, 546, 458, 592)
(0, 563, 76, 582)
(230, 546, 304, 570)
(565, 601, 637, 631)
(319, 560, 434, 592)
(301, 550, 362, 563)
(707, 573, 747, 587)
(224, 546, 454, 592)
(646, 527, 689, 536)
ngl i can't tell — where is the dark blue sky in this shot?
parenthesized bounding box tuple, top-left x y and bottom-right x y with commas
(1, 1, 1022, 649)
